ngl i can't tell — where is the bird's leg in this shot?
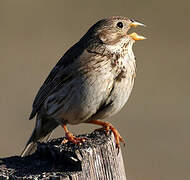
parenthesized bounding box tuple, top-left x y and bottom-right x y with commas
(61, 124, 86, 145)
(87, 120, 125, 148)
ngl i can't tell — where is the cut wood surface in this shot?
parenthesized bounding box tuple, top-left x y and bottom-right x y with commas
(0, 129, 126, 180)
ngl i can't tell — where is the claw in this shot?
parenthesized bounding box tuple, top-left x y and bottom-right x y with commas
(61, 124, 86, 145)
(61, 132, 86, 145)
(88, 120, 125, 150)
(103, 122, 125, 149)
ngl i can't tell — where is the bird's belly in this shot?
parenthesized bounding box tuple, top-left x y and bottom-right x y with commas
(109, 76, 135, 116)
(90, 75, 135, 121)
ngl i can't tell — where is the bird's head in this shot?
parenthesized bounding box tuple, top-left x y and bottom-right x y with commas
(82, 16, 146, 46)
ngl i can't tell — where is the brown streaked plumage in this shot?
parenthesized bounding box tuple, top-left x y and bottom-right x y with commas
(21, 16, 145, 157)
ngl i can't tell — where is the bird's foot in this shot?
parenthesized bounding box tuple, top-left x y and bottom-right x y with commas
(87, 120, 125, 149)
(61, 124, 86, 145)
(102, 122, 125, 149)
(62, 132, 86, 145)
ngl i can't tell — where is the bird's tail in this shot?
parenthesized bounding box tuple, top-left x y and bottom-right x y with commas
(21, 115, 59, 157)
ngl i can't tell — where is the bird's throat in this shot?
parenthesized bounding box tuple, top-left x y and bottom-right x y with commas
(106, 38, 135, 61)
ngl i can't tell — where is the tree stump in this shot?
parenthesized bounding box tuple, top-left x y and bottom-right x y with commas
(0, 129, 126, 179)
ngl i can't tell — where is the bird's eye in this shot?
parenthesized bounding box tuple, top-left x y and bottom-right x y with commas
(117, 22, 123, 29)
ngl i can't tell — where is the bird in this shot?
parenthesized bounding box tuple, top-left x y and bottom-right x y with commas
(21, 16, 145, 157)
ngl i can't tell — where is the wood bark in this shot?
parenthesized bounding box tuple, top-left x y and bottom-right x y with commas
(0, 130, 126, 179)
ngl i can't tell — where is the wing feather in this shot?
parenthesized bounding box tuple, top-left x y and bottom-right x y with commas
(29, 42, 83, 119)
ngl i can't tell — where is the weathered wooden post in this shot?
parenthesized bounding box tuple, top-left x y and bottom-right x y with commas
(0, 130, 126, 179)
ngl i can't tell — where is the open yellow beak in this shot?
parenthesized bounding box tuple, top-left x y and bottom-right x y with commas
(129, 32, 146, 41)
(129, 21, 146, 41)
